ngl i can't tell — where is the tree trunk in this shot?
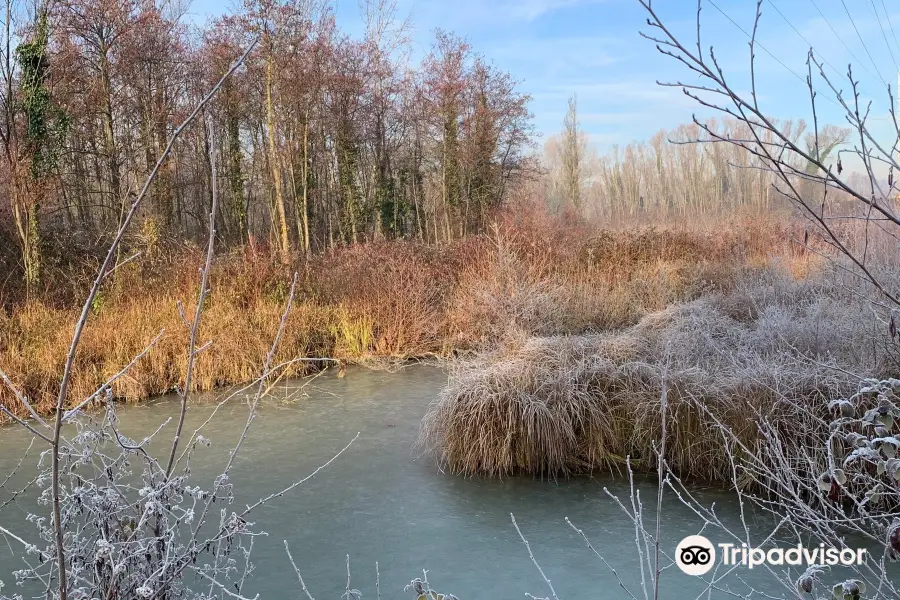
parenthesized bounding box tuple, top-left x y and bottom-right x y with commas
(265, 52, 290, 261)
(100, 47, 121, 218)
(301, 114, 310, 254)
(226, 107, 245, 244)
(12, 185, 40, 293)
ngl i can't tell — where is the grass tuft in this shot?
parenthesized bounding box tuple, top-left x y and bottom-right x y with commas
(419, 267, 891, 483)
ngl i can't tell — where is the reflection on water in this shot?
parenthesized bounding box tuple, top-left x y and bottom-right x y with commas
(0, 365, 825, 598)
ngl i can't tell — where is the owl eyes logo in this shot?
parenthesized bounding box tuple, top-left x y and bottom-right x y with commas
(679, 545, 712, 565)
(676, 535, 716, 575)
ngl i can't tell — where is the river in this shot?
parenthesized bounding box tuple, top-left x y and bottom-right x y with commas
(0, 365, 842, 598)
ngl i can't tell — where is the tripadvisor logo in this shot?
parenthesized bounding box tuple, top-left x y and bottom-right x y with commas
(675, 535, 868, 576)
(676, 535, 716, 576)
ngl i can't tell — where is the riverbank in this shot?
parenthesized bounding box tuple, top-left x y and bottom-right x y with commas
(0, 213, 793, 420)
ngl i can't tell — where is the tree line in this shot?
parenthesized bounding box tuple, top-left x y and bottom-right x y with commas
(541, 104, 855, 221)
(0, 0, 536, 290)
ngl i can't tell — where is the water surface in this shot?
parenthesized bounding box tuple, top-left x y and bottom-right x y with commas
(0, 366, 833, 598)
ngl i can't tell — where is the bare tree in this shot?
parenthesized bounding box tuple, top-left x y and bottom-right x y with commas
(561, 94, 584, 213)
(637, 0, 900, 308)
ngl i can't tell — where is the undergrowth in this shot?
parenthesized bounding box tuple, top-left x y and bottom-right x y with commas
(0, 213, 796, 420)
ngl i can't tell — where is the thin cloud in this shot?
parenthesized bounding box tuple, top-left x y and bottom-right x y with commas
(484, 35, 624, 75)
(507, 0, 608, 21)
(407, 0, 607, 28)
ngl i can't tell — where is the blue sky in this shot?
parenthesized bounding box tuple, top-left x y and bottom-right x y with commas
(189, 0, 900, 157)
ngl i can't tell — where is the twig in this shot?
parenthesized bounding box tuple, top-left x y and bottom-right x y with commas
(165, 117, 220, 479)
(510, 513, 560, 600)
(284, 540, 316, 600)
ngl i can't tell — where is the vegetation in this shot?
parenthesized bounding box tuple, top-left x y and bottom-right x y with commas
(0, 209, 792, 420)
(1, 0, 900, 596)
(0, 0, 535, 298)
(419, 263, 892, 480)
(541, 116, 853, 220)
(424, 0, 900, 596)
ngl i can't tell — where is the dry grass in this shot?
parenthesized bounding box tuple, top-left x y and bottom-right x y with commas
(418, 266, 894, 483)
(445, 212, 799, 347)
(0, 211, 801, 421)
